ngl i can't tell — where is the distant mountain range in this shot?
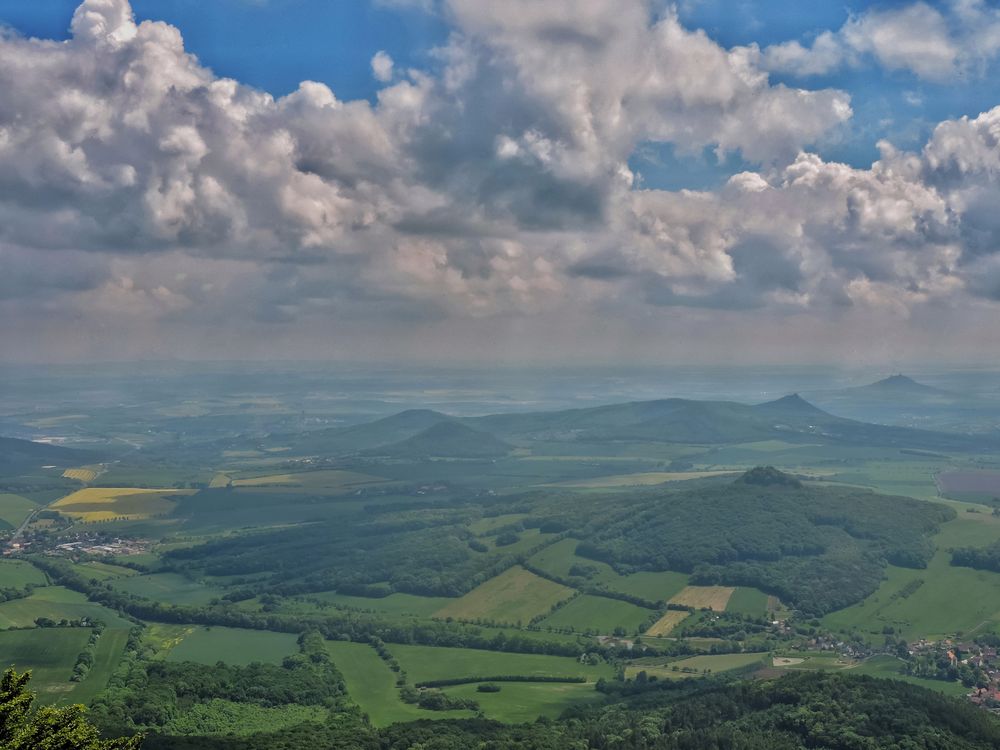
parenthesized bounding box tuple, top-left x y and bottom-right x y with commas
(270, 385, 998, 458)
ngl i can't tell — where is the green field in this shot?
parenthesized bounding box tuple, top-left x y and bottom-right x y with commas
(0, 559, 47, 588)
(326, 640, 470, 726)
(164, 626, 299, 665)
(111, 572, 227, 606)
(70, 560, 138, 582)
(0, 586, 131, 629)
(626, 652, 767, 679)
(823, 515, 1000, 640)
(0, 627, 116, 704)
(309, 591, 455, 617)
(540, 594, 653, 634)
(726, 587, 769, 617)
(851, 654, 970, 697)
(527, 538, 688, 602)
(433, 566, 574, 625)
(442, 680, 605, 722)
(0, 493, 38, 527)
(390, 644, 613, 684)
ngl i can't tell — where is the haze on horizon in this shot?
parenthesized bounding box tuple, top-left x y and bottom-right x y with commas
(2, 0, 1000, 367)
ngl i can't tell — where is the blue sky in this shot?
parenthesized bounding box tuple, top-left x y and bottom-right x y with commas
(2, 0, 1000, 365)
(2, 0, 997, 186)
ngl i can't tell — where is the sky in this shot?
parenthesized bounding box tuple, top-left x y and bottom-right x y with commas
(1, 0, 1000, 366)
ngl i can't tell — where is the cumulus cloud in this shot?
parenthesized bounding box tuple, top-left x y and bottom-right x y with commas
(0, 0, 999, 363)
(760, 0, 1000, 81)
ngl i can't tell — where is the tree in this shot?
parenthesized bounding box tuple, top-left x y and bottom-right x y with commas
(0, 668, 141, 749)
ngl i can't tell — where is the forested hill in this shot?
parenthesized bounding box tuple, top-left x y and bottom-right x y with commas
(257, 392, 999, 457)
(135, 672, 1000, 749)
(0, 435, 92, 468)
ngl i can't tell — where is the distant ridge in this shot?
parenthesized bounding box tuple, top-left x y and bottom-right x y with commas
(754, 393, 830, 416)
(849, 374, 957, 398)
(0, 436, 88, 468)
(368, 421, 512, 459)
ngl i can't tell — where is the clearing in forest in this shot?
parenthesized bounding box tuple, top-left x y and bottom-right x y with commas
(645, 609, 690, 636)
(668, 585, 735, 611)
(433, 566, 574, 625)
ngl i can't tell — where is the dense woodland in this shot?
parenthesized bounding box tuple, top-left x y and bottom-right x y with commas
(156, 471, 953, 615)
(126, 672, 1000, 749)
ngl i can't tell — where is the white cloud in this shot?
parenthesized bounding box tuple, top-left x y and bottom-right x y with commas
(0, 0, 999, 363)
(760, 1, 1000, 81)
(371, 50, 394, 82)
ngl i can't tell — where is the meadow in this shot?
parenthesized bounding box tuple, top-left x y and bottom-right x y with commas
(325, 640, 470, 726)
(0, 586, 132, 629)
(433, 566, 575, 624)
(0, 493, 38, 527)
(669, 586, 735, 611)
(163, 626, 300, 665)
(0, 559, 48, 587)
(0, 628, 90, 699)
(539, 594, 654, 633)
(390, 644, 613, 684)
(111, 572, 227, 606)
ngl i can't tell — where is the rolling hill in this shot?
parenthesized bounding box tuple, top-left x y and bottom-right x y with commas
(364, 421, 513, 459)
(0, 436, 90, 469)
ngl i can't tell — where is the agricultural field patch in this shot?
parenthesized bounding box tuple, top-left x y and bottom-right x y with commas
(163, 626, 299, 665)
(0, 627, 91, 701)
(62, 467, 98, 482)
(307, 591, 455, 617)
(851, 654, 970, 697)
(0, 493, 38, 527)
(770, 652, 855, 670)
(325, 640, 470, 726)
(725, 587, 769, 617)
(111, 573, 227, 606)
(0, 586, 131, 629)
(645, 610, 690, 637)
(230, 469, 385, 490)
(0, 559, 47, 588)
(390, 644, 613, 684)
(937, 469, 1000, 498)
(669, 586, 735, 611)
(433, 566, 574, 625)
(52, 487, 193, 521)
(540, 594, 654, 634)
(70, 560, 138, 582)
(65, 627, 130, 705)
(442, 681, 605, 723)
(469, 513, 528, 535)
(208, 473, 231, 488)
(626, 652, 767, 680)
(823, 515, 1000, 640)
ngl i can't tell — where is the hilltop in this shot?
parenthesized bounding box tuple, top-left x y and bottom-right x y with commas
(365, 421, 513, 459)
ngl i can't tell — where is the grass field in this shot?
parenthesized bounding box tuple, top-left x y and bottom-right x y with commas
(442, 681, 605, 723)
(0, 586, 131, 629)
(0, 559, 47, 588)
(70, 560, 138, 582)
(0, 493, 39, 527)
(208, 473, 231, 488)
(823, 515, 1000, 640)
(111, 573, 227, 606)
(851, 654, 969, 697)
(433, 566, 574, 625)
(62, 468, 97, 482)
(0, 628, 90, 701)
(540, 594, 653, 634)
(527, 538, 688, 602)
(66, 627, 130, 704)
(726, 587, 769, 617)
(669, 586, 735, 611)
(645, 610, 690, 636)
(231, 469, 385, 490)
(309, 591, 455, 617)
(164, 626, 299, 665)
(626, 652, 767, 679)
(52, 487, 193, 521)
(326, 640, 470, 726)
(390, 644, 613, 684)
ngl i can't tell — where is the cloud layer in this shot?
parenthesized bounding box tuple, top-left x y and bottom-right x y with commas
(1, 0, 999, 363)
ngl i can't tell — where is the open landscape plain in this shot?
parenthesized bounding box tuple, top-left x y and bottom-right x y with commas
(3, 365, 1000, 746)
